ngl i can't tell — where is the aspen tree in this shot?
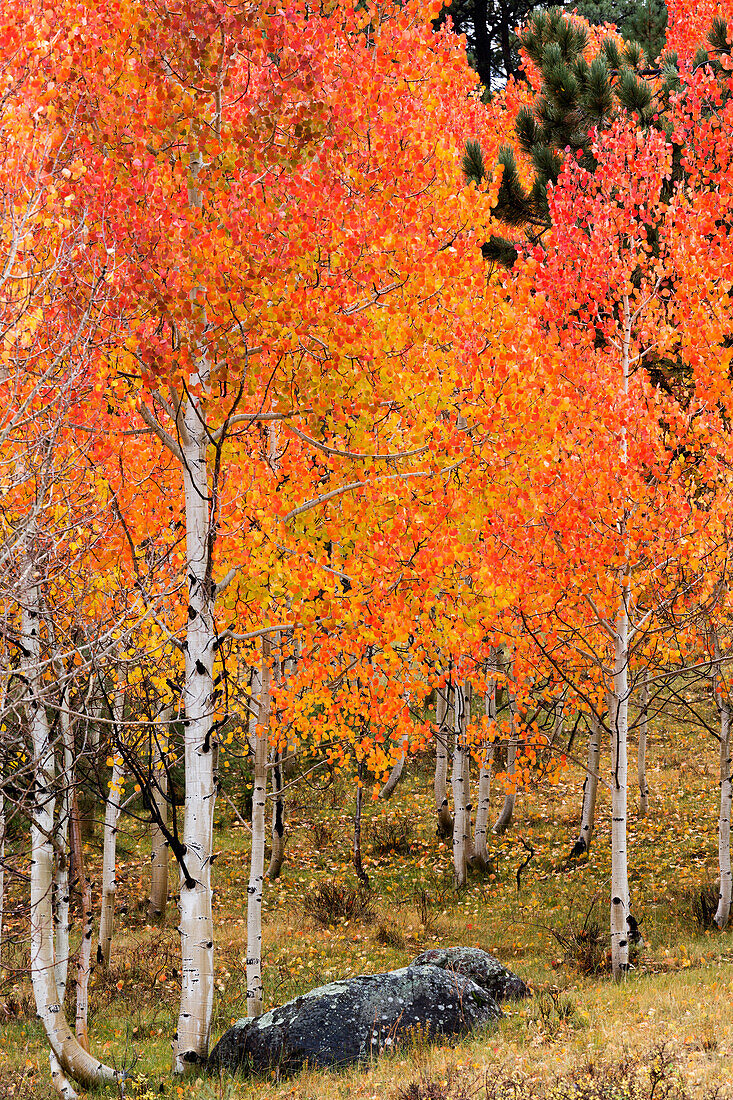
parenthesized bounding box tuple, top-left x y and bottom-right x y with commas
(148, 708, 171, 922)
(23, 553, 117, 1089)
(451, 681, 473, 886)
(637, 674, 650, 817)
(247, 644, 270, 1017)
(493, 658, 517, 836)
(573, 712, 602, 858)
(98, 687, 125, 970)
(267, 638, 286, 883)
(473, 661, 497, 868)
(434, 678, 454, 837)
(713, 631, 732, 929)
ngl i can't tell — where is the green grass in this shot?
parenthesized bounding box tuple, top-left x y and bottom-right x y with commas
(1, 688, 732, 1098)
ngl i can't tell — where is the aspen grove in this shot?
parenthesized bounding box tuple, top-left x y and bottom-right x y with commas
(2, 0, 733, 1095)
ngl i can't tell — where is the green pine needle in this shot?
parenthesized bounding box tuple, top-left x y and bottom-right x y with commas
(462, 140, 486, 187)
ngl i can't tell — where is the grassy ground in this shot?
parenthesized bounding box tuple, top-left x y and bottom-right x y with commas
(1, 687, 732, 1099)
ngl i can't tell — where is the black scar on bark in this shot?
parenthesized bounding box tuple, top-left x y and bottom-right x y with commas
(188, 606, 197, 620)
(612, 896, 623, 904)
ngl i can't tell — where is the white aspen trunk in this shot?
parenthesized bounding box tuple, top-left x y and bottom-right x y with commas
(353, 757, 369, 887)
(473, 672, 496, 868)
(637, 674, 649, 817)
(148, 709, 171, 922)
(247, 643, 270, 1017)
(715, 701, 732, 929)
(451, 683, 471, 887)
(54, 698, 74, 998)
(379, 711, 409, 801)
(493, 668, 517, 836)
(22, 567, 115, 1089)
(174, 382, 218, 1070)
(713, 634, 732, 930)
(69, 790, 92, 1053)
(609, 635, 630, 978)
(267, 641, 286, 882)
(267, 751, 286, 881)
(573, 712, 601, 858)
(434, 680, 453, 837)
(610, 295, 632, 982)
(0, 780, 4, 970)
(98, 690, 124, 970)
(51, 710, 75, 1099)
(0, 677, 6, 970)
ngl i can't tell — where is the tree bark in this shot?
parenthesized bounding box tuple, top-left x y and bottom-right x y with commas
(98, 689, 124, 970)
(493, 663, 517, 836)
(69, 786, 92, 1052)
(353, 756, 370, 888)
(451, 682, 472, 887)
(434, 679, 453, 837)
(571, 712, 601, 858)
(267, 644, 286, 882)
(379, 724, 408, 800)
(610, 621, 631, 979)
(148, 709, 171, 922)
(23, 563, 116, 1090)
(247, 648, 269, 1018)
(637, 674, 649, 817)
(473, 670, 496, 868)
(713, 633, 732, 929)
(267, 752, 286, 881)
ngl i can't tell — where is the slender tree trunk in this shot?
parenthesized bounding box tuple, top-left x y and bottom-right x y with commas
(69, 786, 92, 1052)
(22, 564, 115, 1091)
(473, 670, 496, 869)
(493, 665, 517, 836)
(267, 752, 286, 881)
(98, 689, 124, 970)
(353, 756, 369, 888)
(610, 617, 631, 979)
(148, 709, 170, 922)
(0, 779, 4, 971)
(53, 699, 74, 997)
(267, 642, 286, 882)
(713, 634, 732, 930)
(638, 674, 649, 817)
(434, 679, 453, 837)
(610, 296, 632, 982)
(379, 726, 408, 800)
(571, 712, 601, 859)
(451, 682, 472, 887)
(173, 376, 218, 1069)
(51, 716, 74, 1099)
(247, 646, 269, 1018)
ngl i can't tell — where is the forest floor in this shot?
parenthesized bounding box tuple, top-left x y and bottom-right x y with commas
(2, 683, 733, 1099)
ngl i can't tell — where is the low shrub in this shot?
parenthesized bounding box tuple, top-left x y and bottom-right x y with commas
(302, 881, 374, 926)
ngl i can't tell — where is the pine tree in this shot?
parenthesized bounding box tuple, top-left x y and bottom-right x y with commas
(464, 9, 733, 400)
(464, 8, 733, 265)
(573, 0, 668, 63)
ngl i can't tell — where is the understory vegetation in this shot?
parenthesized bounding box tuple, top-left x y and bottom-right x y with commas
(1, 688, 731, 1099)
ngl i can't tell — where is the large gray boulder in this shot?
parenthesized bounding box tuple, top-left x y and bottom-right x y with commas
(208, 963, 501, 1075)
(409, 947, 531, 1001)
